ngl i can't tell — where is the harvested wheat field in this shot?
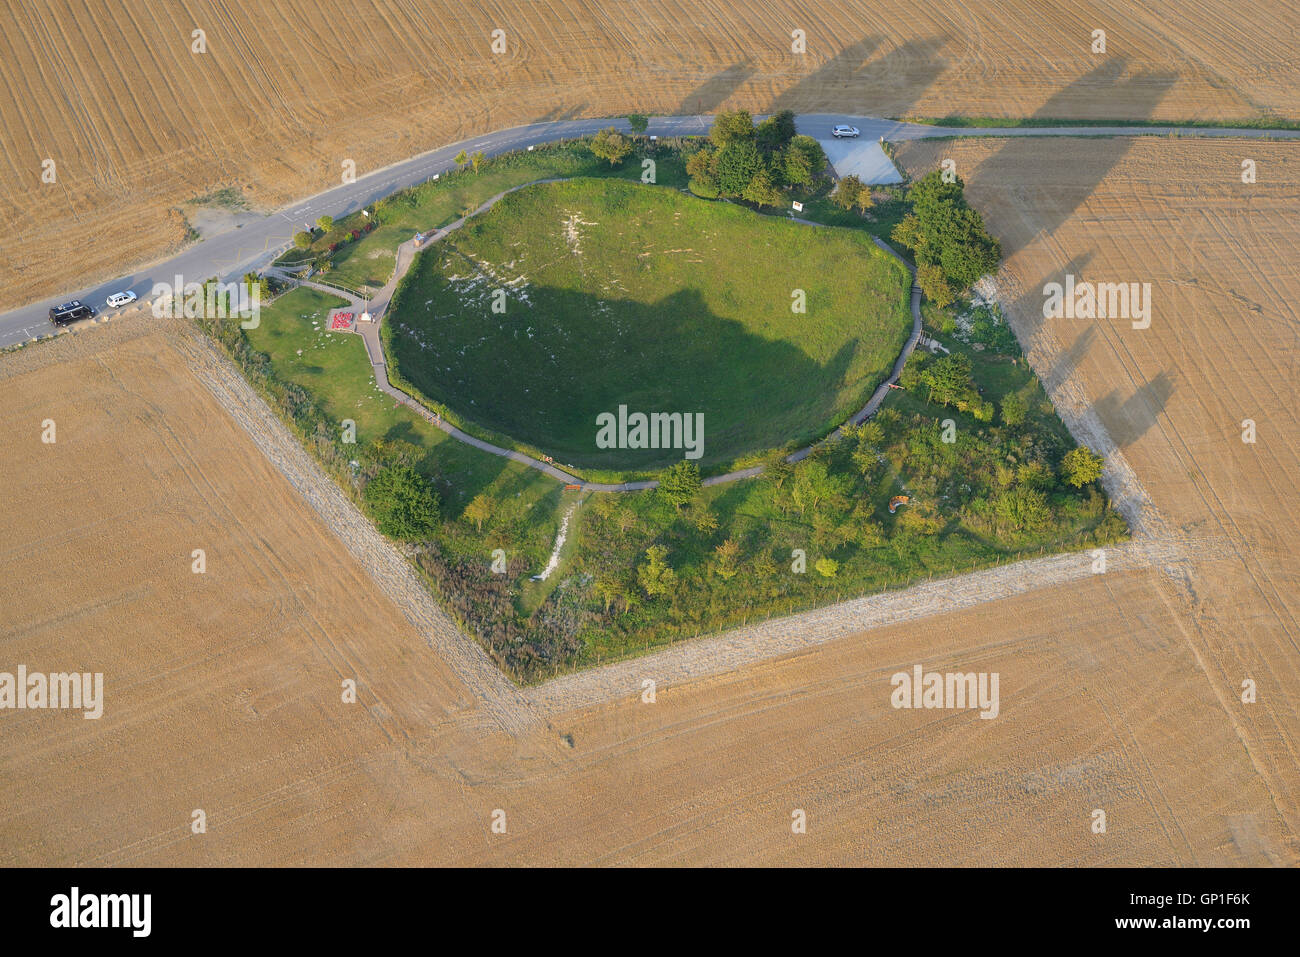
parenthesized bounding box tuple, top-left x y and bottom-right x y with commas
(893, 134, 1300, 852)
(4, 0, 1300, 308)
(0, 320, 497, 865)
(2, 294, 1297, 863)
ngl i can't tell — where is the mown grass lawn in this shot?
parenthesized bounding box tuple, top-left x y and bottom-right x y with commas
(385, 177, 913, 474)
(284, 140, 688, 297)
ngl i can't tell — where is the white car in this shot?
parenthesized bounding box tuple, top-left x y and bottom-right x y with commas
(832, 125, 860, 138)
(105, 290, 138, 308)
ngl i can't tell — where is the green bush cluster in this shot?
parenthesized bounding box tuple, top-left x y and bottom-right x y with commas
(686, 110, 827, 207)
(892, 171, 1001, 305)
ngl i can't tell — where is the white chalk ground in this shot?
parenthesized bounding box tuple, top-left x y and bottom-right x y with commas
(818, 138, 904, 184)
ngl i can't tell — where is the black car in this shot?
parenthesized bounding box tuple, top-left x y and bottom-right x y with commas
(49, 300, 96, 325)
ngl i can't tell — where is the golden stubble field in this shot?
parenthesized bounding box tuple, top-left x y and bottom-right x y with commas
(894, 134, 1300, 853)
(0, 323, 489, 865)
(3, 155, 1299, 870)
(4, 1, 1300, 307)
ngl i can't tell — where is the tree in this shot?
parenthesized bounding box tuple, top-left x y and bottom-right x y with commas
(453, 149, 468, 169)
(852, 441, 881, 479)
(686, 147, 716, 180)
(637, 545, 677, 598)
(714, 539, 741, 580)
(1000, 392, 1028, 427)
(709, 109, 756, 148)
(789, 460, 849, 518)
(363, 465, 439, 540)
(590, 127, 633, 166)
(815, 557, 839, 578)
(242, 271, 269, 300)
(920, 353, 974, 407)
(783, 146, 813, 189)
(756, 110, 796, 151)
(994, 485, 1051, 532)
(626, 113, 649, 134)
(854, 511, 886, 548)
(462, 493, 493, 533)
(916, 262, 956, 308)
(685, 146, 719, 194)
(765, 459, 794, 489)
(315, 215, 334, 233)
(1061, 446, 1105, 487)
(783, 135, 826, 187)
(694, 508, 719, 533)
(594, 575, 624, 613)
(891, 170, 1001, 293)
(899, 350, 928, 390)
(293, 231, 313, 249)
(714, 140, 763, 195)
(470, 151, 485, 173)
(859, 420, 885, 445)
(741, 167, 782, 207)
(658, 461, 702, 508)
(832, 174, 868, 211)
(1017, 461, 1052, 490)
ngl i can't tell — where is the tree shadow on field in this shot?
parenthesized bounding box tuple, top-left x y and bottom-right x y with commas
(383, 417, 421, 446)
(530, 103, 588, 124)
(1004, 249, 1095, 350)
(767, 35, 946, 119)
(964, 58, 1178, 261)
(677, 62, 758, 116)
(1045, 324, 1096, 395)
(388, 283, 878, 472)
(1093, 371, 1175, 448)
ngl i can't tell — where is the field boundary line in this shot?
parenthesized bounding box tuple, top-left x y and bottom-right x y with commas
(525, 532, 1230, 716)
(175, 324, 541, 736)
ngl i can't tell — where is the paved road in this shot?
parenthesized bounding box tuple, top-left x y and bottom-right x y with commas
(0, 115, 705, 347)
(5, 112, 1296, 347)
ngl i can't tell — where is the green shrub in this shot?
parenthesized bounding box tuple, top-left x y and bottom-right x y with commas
(1061, 446, 1105, 487)
(1001, 392, 1028, 427)
(363, 465, 440, 539)
(590, 127, 633, 166)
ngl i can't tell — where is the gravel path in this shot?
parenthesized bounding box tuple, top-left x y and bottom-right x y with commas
(333, 181, 924, 492)
(521, 270, 1224, 716)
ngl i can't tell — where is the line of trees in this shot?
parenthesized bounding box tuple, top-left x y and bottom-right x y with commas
(891, 170, 1002, 307)
(686, 110, 827, 206)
